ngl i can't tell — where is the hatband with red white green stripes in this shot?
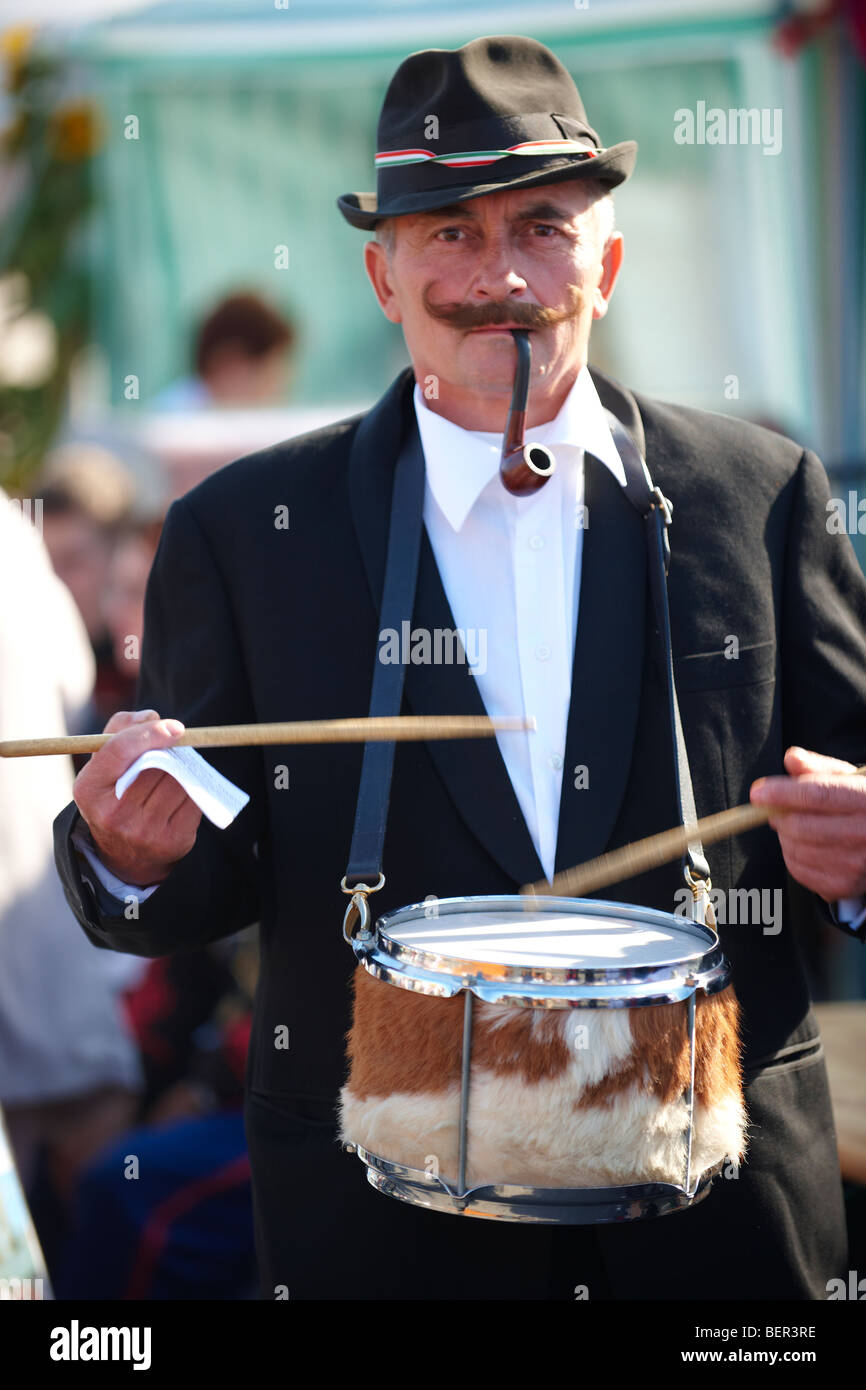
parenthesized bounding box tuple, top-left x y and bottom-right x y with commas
(374, 139, 602, 170)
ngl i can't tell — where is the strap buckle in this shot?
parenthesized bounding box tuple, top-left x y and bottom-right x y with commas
(341, 872, 385, 946)
(684, 863, 715, 928)
(650, 486, 673, 526)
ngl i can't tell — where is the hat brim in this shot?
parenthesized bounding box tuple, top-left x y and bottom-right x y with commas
(337, 141, 636, 230)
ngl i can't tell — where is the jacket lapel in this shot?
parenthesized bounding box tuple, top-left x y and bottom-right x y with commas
(553, 368, 649, 876)
(347, 369, 545, 886)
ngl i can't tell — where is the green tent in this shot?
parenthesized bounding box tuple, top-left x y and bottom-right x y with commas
(30, 0, 866, 477)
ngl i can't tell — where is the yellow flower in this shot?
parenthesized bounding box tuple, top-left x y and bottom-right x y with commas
(0, 26, 35, 63)
(1, 25, 35, 91)
(50, 102, 102, 161)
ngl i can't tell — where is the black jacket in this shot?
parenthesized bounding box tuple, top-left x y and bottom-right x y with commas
(54, 366, 866, 1300)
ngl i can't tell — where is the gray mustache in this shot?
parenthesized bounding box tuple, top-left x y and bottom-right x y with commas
(422, 282, 580, 330)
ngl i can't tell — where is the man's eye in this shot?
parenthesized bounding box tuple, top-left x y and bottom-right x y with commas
(530, 223, 558, 236)
(435, 226, 465, 242)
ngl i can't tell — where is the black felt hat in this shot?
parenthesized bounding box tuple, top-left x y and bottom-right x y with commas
(337, 35, 637, 231)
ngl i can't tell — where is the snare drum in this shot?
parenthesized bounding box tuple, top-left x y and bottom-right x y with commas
(340, 895, 746, 1224)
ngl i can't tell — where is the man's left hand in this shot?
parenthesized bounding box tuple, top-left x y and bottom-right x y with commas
(750, 747, 866, 902)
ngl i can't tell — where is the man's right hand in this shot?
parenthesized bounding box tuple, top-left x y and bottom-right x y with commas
(72, 710, 203, 887)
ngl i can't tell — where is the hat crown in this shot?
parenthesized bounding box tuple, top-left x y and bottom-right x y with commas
(336, 34, 636, 230)
(378, 35, 594, 152)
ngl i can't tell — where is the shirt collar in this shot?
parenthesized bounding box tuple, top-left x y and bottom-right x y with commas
(413, 365, 627, 533)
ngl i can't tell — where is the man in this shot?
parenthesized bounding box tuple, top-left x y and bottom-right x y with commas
(54, 36, 866, 1301)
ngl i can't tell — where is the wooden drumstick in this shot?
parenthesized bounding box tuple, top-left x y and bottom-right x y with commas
(0, 714, 536, 759)
(523, 761, 866, 900)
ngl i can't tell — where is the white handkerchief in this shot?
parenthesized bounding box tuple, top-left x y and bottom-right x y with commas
(114, 745, 250, 830)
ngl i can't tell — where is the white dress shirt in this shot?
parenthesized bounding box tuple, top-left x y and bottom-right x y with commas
(74, 828, 160, 905)
(77, 370, 866, 923)
(415, 366, 624, 880)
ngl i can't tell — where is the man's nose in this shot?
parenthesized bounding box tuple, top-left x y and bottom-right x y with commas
(469, 233, 528, 298)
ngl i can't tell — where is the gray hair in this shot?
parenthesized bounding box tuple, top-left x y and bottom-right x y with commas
(582, 178, 616, 249)
(373, 218, 396, 256)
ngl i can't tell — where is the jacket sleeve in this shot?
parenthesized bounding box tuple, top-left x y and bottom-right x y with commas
(53, 492, 266, 958)
(781, 448, 866, 943)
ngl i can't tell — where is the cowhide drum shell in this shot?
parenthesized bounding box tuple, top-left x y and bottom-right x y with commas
(340, 966, 746, 1189)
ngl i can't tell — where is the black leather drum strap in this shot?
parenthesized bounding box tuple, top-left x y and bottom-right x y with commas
(344, 427, 426, 890)
(601, 410, 712, 887)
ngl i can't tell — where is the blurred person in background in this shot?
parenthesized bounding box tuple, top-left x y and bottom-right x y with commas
(36, 443, 138, 734)
(42, 494, 258, 1297)
(101, 515, 165, 708)
(54, 930, 259, 1300)
(0, 490, 143, 1262)
(59, 508, 258, 1299)
(153, 291, 297, 412)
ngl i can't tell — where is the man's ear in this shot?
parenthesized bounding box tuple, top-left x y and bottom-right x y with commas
(592, 232, 624, 320)
(364, 240, 403, 325)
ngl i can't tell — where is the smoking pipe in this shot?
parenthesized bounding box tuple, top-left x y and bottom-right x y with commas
(498, 329, 556, 496)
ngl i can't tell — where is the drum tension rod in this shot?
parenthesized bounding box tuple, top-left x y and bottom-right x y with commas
(456, 990, 475, 1202)
(683, 983, 699, 1198)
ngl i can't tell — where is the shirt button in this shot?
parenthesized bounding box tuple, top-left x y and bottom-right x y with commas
(535, 644, 551, 661)
(528, 534, 546, 550)
(548, 754, 563, 771)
